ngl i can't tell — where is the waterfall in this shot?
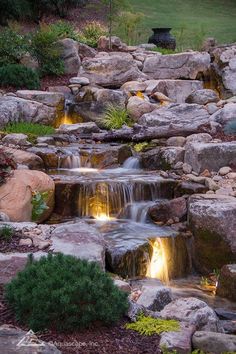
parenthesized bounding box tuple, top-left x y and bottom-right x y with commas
(120, 201, 154, 223)
(77, 181, 162, 219)
(123, 157, 140, 169)
(61, 155, 81, 169)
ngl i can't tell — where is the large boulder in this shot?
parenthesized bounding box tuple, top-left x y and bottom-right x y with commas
(136, 284, 172, 311)
(192, 331, 236, 354)
(0, 96, 56, 127)
(58, 38, 81, 74)
(210, 102, 236, 127)
(56, 122, 100, 134)
(16, 90, 64, 109)
(94, 88, 127, 107)
(141, 146, 185, 170)
(159, 322, 195, 354)
(185, 141, 236, 173)
(0, 146, 43, 169)
(0, 170, 55, 222)
(142, 51, 211, 80)
(50, 221, 105, 268)
(139, 103, 210, 135)
(216, 264, 236, 301)
(186, 89, 219, 105)
(188, 194, 236, 273)
(127, 96, 157, 121)
(79, 52, 144, 87)
(211, 44, 236, 98)
(149, 197, 187, 223)
(160, 297, 220, 332)
(145, 79, 203, 103)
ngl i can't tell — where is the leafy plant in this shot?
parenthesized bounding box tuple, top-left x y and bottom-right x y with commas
(0, 225, 14, 242)
(78, 21, 108, 48)
(0, 149, 16, 186)
(125, 314, 180, 336)
(0, 64, 40, 90)
(31, 191, 49, 221)
(49, 21, 79, 41)
(30, 24, 64, 76)
(4, 122, 55, 137)
(102, 105, 131, 130)
(133, 142, 149, 152)
(5, 253, 129, 332)
(0, 28, 29, 67)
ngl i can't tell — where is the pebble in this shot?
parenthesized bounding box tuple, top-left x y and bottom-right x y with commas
(19, 238, 32, 247)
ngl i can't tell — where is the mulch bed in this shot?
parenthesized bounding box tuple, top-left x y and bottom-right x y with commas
(0, 285, 161, 354)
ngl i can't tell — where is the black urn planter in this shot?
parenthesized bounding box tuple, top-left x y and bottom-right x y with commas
(148, 28, 176, 50)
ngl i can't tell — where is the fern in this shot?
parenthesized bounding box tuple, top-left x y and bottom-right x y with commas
(125, 314, 180, 336)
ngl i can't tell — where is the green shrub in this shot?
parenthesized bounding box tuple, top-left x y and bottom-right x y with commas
(30, 24, 64, 76)
(49, 21, 79, 41)
(0, 64, 40, 89)
(0, 149, 16, 186)
(102, 105, 131, 130)
(0, 28, 28, 67)
(125, 314, 180, 336)
(0, 225, 14, 242)
(78, 21, 108, 48)
(5, 253, 129, 332)
(115, 11, 144, 45)
(4, 122, 55, 137)
(133, 142, 149, 152)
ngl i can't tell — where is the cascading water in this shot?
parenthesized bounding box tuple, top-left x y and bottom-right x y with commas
(123, 157, 140, 169)
(62, 155, 81, 169)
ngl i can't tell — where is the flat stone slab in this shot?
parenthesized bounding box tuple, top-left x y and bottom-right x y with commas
(185, 141, 236, 173)
(50, 221, 106, 269)
(16, 90, 64, 108)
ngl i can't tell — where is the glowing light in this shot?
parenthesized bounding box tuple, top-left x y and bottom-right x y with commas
(95, 213, 113, 221)
(59, 114, 73, 125)
(147, 238, 169, 283)
(136, 91, 145, 99)
(71, 168, 99, 173)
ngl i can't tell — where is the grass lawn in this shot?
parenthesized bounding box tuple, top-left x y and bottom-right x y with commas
(127, 0, 236, 49)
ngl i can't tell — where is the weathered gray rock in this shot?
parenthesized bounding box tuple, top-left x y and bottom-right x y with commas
(139, 103, 210, 135)
(211, 44, 236, 98)
(50, 221, 105, 268)
(149, 197, 187, 223)
(0, 325, 61, 354)
(78, 42, 97, 59)
(210, 102, 236, 127)
(141, 147, 185, 170)
(185, 133, 212, 145)
(160, 297, 220, 332)
(2, 133, 29, 146)
(121, 80, 147, 94)
(145, 79, 203, 103)
(0, 96, 56, 127)
(79, 52, 144, 87)
(94, 88, 127, 107)
(216, 264, 236, 301)
(114, 279, 131, 293)
(16, 90, 64, 109)
(192, 331, 236, 353)
(160, 322, 195, 354)
(219, 166, 232, 176)
(186, 89, 219, 105)
(57, 122, 100, 134)
(166, 136, 186, 147)
(127, 96, 157, 120)
(69, 76, 90, 85)
(137, 285, 172, 311)
(188, 194, 236, 273)
(185, 141, 236, 173)
(98, 36, 127, 51)
(143, 52, 210, 80)
(58, 38, 81, 74)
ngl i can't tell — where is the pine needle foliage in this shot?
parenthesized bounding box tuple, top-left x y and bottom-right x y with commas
(5, 253, 129, 332)
(125, 314, 180, 336)
(102, 104, 131, 130)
